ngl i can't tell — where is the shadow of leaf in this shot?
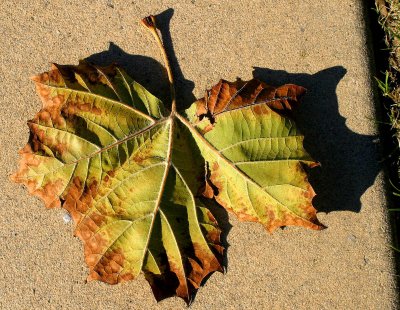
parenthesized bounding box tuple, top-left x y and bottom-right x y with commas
(253, 66, 380, 213)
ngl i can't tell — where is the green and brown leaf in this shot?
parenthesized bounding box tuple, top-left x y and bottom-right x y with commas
(11, 16, 323, 305)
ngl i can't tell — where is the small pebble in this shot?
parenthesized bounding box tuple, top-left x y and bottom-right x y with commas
(107, 0, 114, 8)
(348, 234, 357, 242)
(63, 213, 72, 223)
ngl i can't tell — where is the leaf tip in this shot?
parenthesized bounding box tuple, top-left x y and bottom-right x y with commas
(9, 172, 18, 183)
(313, 218, 327, 230)
(86, 272, 99, 283)
(302, 215, 327, 231)
(30, 74, 40, 82)
(309, 161, 321, 168)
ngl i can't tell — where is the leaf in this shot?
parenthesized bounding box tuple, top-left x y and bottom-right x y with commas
(185, 79, 323, 232)
(12, 62, 223, 304)
(11, 15, 323, 305)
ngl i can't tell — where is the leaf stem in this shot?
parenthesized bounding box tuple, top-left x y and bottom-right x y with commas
(141, 15, 176, 113)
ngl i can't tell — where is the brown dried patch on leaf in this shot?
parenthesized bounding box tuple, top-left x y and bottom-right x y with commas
(267, 211, 324, 233)
(107, 170, 116, 177)
(28, 122, 70, 158)
(194, 78, 306, 123)
(68, 177, 138, 286)
(187, 226, 223, 291)
(32, 179, 64, 209)
(35, 92, 66, 127)
(199, 123, 214, 135)
(35, 69, 104, 119)
(64, 178, 99, 224)
(201, 179, 214, 199)
(31, 66, 63, 86)
(10, 147, 64, 209)
(87, 248, 131, 284)
(54, 60, 118, 86)
(63, 97, 103, 116)
(74, 200, 132, 285)
(32, 61, 127, 121)
(11, 145, 38, 180)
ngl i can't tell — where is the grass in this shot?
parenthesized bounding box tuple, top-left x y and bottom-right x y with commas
(375, 71, 391, 96)
(374, 0, 400, 266)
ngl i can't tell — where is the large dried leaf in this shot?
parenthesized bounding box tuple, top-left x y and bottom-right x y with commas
(12, 62, 223, 304)
(12, 63, 322, 303)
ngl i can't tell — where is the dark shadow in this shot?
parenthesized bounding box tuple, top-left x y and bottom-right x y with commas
(155, 9, 196, 110)
(86, 42, 170, 106)
(201, 198, 232, 272)
(254, 66, 381, 213)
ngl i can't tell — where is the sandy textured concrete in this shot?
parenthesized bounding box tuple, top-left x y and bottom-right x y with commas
(0, 1, 397, 309)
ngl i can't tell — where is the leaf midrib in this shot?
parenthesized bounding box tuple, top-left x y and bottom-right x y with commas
(138, 115, 175, 280)
(213, 96, 294, 116)
(218, 135, 305, 153)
